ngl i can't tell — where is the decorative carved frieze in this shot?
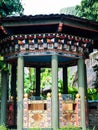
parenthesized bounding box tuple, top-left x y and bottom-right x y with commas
(0, 33, 93, 59)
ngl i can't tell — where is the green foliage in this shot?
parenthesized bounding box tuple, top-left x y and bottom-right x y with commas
(24, 68, 36, 94)
(57, 127, 82, 130)
(24, 67, 78, 97)
(28, 127, 94, 130)
(68, 86, 78, 98)
(0, 0, 24, 17)
(57, 126, 96, 130)
(24, 67, 98, 100)
(0, 56, 8, 71)
(0, 61, 7, 71)
(87, 88, 98, 100)
(76, 0, 98, 21)
(0, 125, 7, 130)
(28, 128, 41, 130)
(60, 7, 77, 16)
(67, 68, 78, 97)
(58, 78, 63, 93)
(24, 68, 52, 95)
(40, 68, 52, 89)
(26, 128, 82, 130)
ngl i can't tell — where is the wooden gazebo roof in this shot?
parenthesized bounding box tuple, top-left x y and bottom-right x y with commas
(0, 14, 98, 67)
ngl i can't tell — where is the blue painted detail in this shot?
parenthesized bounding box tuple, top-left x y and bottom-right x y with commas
(24, 55, 74, 63)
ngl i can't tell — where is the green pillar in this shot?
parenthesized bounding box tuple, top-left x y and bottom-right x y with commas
(1, 70, 8, 125)
(84, 64, 88, 100)
(78, 58, 86, 130)
(36, 67, 40, 96)
(63, 67, 68, 94)
(17, 56, 24, 130)
(51, 55, 59, 130)
(11, 65, 17, 125)
(84, 64, 89, 126)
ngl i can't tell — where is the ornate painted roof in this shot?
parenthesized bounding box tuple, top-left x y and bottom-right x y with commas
(0, 14, 98, 66)
(0, 14, 98, 39)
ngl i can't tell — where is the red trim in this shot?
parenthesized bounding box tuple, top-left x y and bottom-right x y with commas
(0, 25, 7, 34)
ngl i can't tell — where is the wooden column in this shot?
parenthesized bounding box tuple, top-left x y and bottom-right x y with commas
(17, 56, 24, 130)
(36, 67, 40, 96)
(11, 65, 17, 125)
(1, 70, 8, 125)
(63, 67, 68, 94)
(51, 55, 59, 130)
(78, 58, 86, 130)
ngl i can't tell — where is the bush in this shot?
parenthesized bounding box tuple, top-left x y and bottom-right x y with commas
(57, 127, 82, 130)
(0, 125, 7, 130)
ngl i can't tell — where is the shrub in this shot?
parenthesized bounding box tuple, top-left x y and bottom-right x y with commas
(0, 125, 7, 130)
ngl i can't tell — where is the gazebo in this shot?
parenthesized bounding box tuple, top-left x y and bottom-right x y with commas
(0, 14, 98, 130)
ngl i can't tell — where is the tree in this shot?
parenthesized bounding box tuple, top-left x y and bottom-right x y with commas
(24, 68, 36, 94)
(0, 0, 24, 92)
(60, 7, 77, 16)
(0, 0, 24, 17)
(76, 0, 98, 21)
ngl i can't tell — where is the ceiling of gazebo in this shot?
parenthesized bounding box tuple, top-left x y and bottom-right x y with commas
(0, 14, 98, 66)
(6, 54, 78, 67)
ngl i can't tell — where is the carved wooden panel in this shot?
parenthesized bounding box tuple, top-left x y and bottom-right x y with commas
(28, 103, 47, 110)
(62, 102, 73, 111)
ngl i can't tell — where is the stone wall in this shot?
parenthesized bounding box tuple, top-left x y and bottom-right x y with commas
(88, 101, 98, 128)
